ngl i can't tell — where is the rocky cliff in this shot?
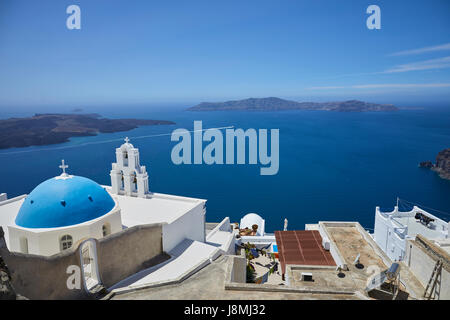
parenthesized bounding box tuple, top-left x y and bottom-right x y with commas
(433, 148, 450, 180)
(0, 229, 16, 300)
(420, 148, 450, 180)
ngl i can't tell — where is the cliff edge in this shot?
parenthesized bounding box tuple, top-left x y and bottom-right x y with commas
(420, 148, 450, 180)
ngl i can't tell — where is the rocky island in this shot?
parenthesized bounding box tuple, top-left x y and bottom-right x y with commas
(187, 97, 398, 112)
(0, 113, 175, 149)
(420, 148, 450, 180)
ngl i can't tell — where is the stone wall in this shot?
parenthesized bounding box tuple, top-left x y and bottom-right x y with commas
(0, 229, 88, 300)
(230, 255, 247, 284)
(0, 223, 164, 299)
(97, 223, 163, 288)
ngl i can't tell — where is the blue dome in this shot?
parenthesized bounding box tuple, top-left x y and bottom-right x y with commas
(16, 176, 115, 228)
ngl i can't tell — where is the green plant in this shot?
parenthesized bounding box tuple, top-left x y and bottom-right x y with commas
(246, 264, 256, 283)
(241, 243, 257, 283)
(270, 252, 276, 263)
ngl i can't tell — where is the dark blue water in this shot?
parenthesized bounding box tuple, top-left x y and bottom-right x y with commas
(1, 106, 449, 231)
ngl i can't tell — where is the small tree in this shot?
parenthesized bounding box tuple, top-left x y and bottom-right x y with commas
(246, 264, 256, 283)
(241, 243, 256, 283)
(240, 242, 276, 283)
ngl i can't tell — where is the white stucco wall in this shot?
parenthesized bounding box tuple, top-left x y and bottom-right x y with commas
(405, 239, 450, 299)
(374, 207, 405, 261)
(162, 202, 205, 253)
(372, 205, 449, 262)
(205, 217, 236, 254)
(239, 213, 265, 236)
(8, 207, 122, 256)
(317, 222, 347, 270)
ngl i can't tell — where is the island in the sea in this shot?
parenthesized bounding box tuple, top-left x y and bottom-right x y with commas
(0, 113, 175, 149)
(187, 97, 398, 112)
(420, 148, 450, 180)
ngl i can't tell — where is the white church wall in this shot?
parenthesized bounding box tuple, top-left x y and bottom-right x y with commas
(86, 209, 123, 239)
(8, 226, 65, 255)
(162, 202, 206, 253)
(8, 226, 39, 254)
(40, 226, 90, 256)
(8, 207, 123, 256)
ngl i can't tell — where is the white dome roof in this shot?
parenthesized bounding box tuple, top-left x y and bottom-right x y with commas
(240, 213, 265, 236)
(119, 137, 134, 149)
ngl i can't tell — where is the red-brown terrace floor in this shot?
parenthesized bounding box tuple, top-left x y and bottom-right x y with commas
(274, 230, 336, 274)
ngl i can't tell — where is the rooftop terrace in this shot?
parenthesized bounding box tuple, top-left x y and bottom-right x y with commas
(109, 221, 426, 300)
(377, 205, 449, 241)
(104, 188, 205, 227)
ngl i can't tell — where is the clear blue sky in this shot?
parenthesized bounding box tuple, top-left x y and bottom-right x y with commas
(0, 0, 450, 108)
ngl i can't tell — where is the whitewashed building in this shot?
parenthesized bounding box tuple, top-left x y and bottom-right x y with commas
(0, 138, 234, 258)
(1, 161, 122, 256)
(373, 204, 450, 261)
(237, 213, 276, 249)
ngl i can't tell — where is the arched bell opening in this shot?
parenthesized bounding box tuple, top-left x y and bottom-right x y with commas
(131, 173, 138, 193)
(122, 150, 128, 167)
(120, 171, 125, 191)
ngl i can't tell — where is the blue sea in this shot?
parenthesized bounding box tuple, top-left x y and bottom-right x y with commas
(1, 106, 449, 231)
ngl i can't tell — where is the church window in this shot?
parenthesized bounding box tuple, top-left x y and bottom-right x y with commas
(60, 234, 73, 251)
(102, 223, 111, 237)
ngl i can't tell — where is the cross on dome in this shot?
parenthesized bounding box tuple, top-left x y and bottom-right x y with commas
(59, 159, 69, 176)
(124, 137, 130, 144)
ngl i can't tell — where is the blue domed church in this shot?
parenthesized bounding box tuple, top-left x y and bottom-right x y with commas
(0, 138, 208, 257)
(0, 138, 238, 299)
(5, 160, 123, 256)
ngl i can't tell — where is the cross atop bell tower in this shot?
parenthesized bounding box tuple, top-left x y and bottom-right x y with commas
(110, 138, 150, 198)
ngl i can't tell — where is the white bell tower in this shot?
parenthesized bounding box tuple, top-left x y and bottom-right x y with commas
(110, 137, 150, 198)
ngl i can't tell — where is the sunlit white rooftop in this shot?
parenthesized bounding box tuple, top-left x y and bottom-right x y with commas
(378, 205, 449, 240)
(393, 216, 447, 240)
(103, 187, 206, 227)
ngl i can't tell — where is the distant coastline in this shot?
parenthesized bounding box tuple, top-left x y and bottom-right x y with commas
(0, 113, 175, 149)
(187, 97, 398, 112)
